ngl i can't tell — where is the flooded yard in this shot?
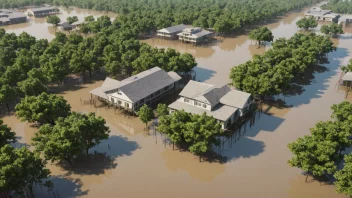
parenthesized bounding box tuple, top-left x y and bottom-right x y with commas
(2, 5, 352, 198)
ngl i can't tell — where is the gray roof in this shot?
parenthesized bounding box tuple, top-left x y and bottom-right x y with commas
(91, 67, 181, 103)
(89, 77, 120, 100)
(177, 28, 213, 38)
(220, 90, 251, 109)
(343, 72, 352, 82)
(169, 101, 238, 121)
(61, 22, 72, 28)
(158, 24, 188, 34)
(167, 71, 182, 81)
(8, 12, 26, 19)
(29, 7, 57, 13)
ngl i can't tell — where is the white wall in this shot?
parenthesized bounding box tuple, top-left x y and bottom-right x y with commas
(178, 97, 211, 110)
(107, 90, 133, 109)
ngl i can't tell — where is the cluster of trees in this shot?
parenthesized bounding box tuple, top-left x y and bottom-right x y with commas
(296, 17, 317, 31)
(0, 27, 196, 111)
(229, 33, 335, 97)
(0, 120, 52, 197)
(288, 101, 352, 197)
(157, 110, 223, 160)
(248, 27, 274, 47)
(321, 23, 344, 37)
(15, 92, 110, 164)
(1, 0, 321, 35)
(322, 0, 352, 14)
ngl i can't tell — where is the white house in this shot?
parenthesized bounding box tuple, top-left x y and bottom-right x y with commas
(168, 80, 253, 129)
(177, 27, 214, 44)
(157, 24, 188, 39)
(90, 67, 181, 112)
(305, 7, 339, 22)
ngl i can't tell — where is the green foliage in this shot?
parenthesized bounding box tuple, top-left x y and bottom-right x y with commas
(0, 120, 15, 148)
(46, 15, 61, 26)
(331, 101, 352, 122)
(322, 0, 352, 14)
(137, 104, 154, 128)
(15, 92, 71, 125)
(156, 103, 169, 117)
(296, 17, 318, 30)
(321, 23, 344, 37)
(32, 112, 110, 163)
(17, 77, 48, 96)
(334, 154, 352, 196)
(288, 135, 337, 176)
(158, 110, 223, 156)
(230, 33, 335, 97)
(248, 27, 274, 46)
(0, 84, 17, 111)
(67, 16, 78, 24)
(0, 144, 52, 196)
(341, 59, 352, 73)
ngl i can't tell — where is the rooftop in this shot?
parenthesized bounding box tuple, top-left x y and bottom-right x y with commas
(157, 24, 188, 34)
(29, 6, 57, 12)
(178, 28, 213, 38)
(90, 67, 181, 102)
(343, 72, 352, 82)
(169, 101, 238, 122)
(0, 9, 26, 19)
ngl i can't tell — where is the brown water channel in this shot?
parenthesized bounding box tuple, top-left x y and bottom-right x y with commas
(2, 5, 352, 198)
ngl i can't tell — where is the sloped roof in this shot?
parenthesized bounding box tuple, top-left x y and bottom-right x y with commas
(91, 67, 181, 103)
(158, 24, 188, 34)
(168, 71, 182, 81)
(29, 7, 57, 13)
(343, 72, 352, 82)
(179, 80, 214, 102)
(169, 101, 238, 121)
(220, 90, 251, 109)
(89, 77, 120, 100)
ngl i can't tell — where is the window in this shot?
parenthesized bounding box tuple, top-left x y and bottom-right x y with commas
(111, 98, 114, 103)
(118, 92, 122, 95)
(118, 100, 122, 105)
(125, 103, 129, 108)
(203, 104, 207, 108)
(184, 98, 189, 103)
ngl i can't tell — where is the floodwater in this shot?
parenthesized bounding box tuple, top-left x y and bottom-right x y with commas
(2, 5, 352, 198)
(2, 7, 116, 41)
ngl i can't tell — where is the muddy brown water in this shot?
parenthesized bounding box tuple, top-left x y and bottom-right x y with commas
(2, 5, 352, 198)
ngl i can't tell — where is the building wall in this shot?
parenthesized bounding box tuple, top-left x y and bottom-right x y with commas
(177, 96, 211, 110)
(107, 91, 133, 110)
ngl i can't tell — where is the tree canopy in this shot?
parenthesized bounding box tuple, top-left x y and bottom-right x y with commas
(46, 15, 61, 26)
(0, 144, 52, 197)
(15, 92, 71, 125)
(67, 16, 78, 24)
(0, 119, 15, 148)
(248, 27, 274, 47)
(322, 0, 352, 14)
(296, 17, 318, 31)
(156, 103, 169, 117)
(321, 23, 344, 37)
(158, 110, 223, 158)
(137, 104, 154, 129)
(335, 154, 352, 196)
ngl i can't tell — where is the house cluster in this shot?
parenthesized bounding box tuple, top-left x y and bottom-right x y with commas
(304, 7, 339, 22)
(157, 24, 214, 45)
(0, 9, 27, 25)
(90, 67, 252, 130)
(27, 6, 59, 17)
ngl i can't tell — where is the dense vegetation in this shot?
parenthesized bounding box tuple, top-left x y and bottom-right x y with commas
(230, 33, 335, 97)
(158, 110, 223, 160)
(322, 0, 352, 14)
(321, 23, 344, 37)
(288, 101, 352, 197)
(1, 0, 321, 35)
(296, 17, 318, 31)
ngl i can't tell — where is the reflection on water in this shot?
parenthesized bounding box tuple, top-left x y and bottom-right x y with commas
(2, 7, 116, 41)
(1, 5, 352, 198)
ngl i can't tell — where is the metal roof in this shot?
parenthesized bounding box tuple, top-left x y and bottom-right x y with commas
(177, 28, 213, 38)
(157, 24, 188, 34)
(220, 90, 251, 109)
(343, 72, 352, 82)
(169, 101, 238, 121)
(29, 7, 57, 13)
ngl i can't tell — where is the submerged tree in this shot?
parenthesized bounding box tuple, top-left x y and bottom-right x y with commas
(156, 103, 169, 117)
(0, 144, 52, 197)
(335, 154, 352, 197)
(321, 23, 344, 37)
(47, 15, 61, 26)
(137, 104, 154, 130)
(67, 16, 78, 24)
(296, 17, 318, 31)
(331, 101, 352, 122)
(15, 93, 71, 125)
(0, 119, 15, 148)
(248, 27, 274, 47)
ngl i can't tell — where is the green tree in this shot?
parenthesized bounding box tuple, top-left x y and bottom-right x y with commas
(321, 23, 344, 37)
(46, 15, 61, 26)
(0, 144, 52, 197)
(288, 135, 337, 181)
(137, 104, 154, 129)
(334, 154, 352, 197)
(156, 103, 168, 117)
(248, 27, 274, 47)
(67, 16, 78, 24)
(85, 15, 95, 22)
(0, 119, 15, 148)
(0, 84, 17, 112)
(331, 101, 352, 122)
(17, 77, 47, 96)
(342, 59, 352, 73)
(296, 17, 318, 31)
(15, 93, 71, 125)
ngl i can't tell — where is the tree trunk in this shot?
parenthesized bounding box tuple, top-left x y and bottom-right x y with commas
(173, 142, 174, 150)
(5, 102, 10, 112)
(199, 155, 201, 162)
(305, 172, 309, 183)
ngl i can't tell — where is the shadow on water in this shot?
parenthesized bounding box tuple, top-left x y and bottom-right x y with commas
(35, 176, 89, 198)
(58, 135, 140, 175)
(222, 137, 265, 162)
(193, 67, 217, 82)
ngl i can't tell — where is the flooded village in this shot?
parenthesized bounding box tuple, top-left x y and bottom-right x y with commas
(1, 2, 352, 198)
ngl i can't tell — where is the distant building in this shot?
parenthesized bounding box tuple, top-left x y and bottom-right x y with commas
(59, 22, 72, 30)
(168, 80, 253, 129)
(305, 7, 339, 22)
(0, 9, 27, 25)
(27, 7, 59, 17)
(177, 27, 214, 44)
(90, 67, 181, 112)
(157, 24, 188, 39)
